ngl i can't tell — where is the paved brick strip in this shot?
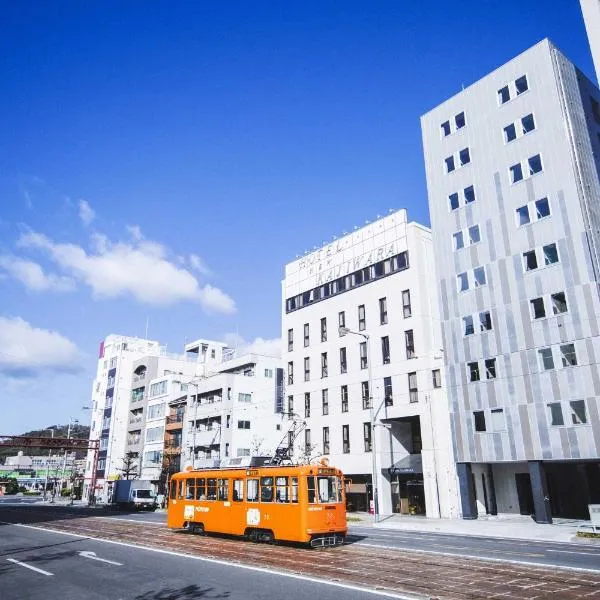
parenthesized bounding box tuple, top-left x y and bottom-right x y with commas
(14, 512, 600, 600)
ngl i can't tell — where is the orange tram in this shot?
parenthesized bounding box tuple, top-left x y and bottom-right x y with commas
(167, 463, 347, 547)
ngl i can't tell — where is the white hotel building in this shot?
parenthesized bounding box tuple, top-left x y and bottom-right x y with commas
(282, 210, 460, 517)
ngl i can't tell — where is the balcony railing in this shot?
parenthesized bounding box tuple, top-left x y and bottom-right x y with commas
(133, 373, 146, 383)
(129, 416, 143, 425)
(127, 438, 141, 446)
(166, 415, 184, 425)
(164, 440, 182, 449)
(131, 393, 146, 403)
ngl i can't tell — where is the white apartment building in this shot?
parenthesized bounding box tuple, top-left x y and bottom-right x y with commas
(422, 39, 600, 522)
(581, 0, 600, 84)
(281, 210, 460, 518)
(181, 353, 285, 470)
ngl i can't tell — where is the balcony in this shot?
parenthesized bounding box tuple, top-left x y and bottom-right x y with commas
(133, 372, 146, 383)
(193, 458, 221, 469)
(189, 428, 221, 447)
(165, 414, 184, 431)
(131, 393, 146, 403)
(129, 415, 143, 425)
(127, 438, 141, 448)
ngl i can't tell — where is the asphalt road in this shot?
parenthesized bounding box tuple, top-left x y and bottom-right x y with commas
(0, 518, 402, 600)
(99, 508, 600, 572)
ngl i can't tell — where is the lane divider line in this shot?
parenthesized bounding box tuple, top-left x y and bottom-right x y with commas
(6, 558, 53, 576)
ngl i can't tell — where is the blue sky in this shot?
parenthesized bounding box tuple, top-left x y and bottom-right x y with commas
(0, 1, 595, 434)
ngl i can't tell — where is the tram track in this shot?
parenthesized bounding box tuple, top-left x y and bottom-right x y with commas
(5, 509, 600, 600)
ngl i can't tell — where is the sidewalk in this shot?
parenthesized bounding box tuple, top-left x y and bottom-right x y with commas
(348, 512, 599, 544)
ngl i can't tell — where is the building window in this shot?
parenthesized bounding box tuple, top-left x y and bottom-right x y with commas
(468, 362, 480, 382)
(321, 352, 328, 378)
(453, 230, 464, 250)
(570, 400, 587, 424)
(528, 154, 543, 175)
(304, 323, 310, 347)
(516, 197, 550, 227)
(358, 304, 366, 330)
(515, 75, 529, 95)
(402, 289, 411, 318)
(339, 347, 347, 374)
(543, 243, 559, 265)
(432, 369, 442, 388)
(463, 315, 474, 336)
(238, 393, 252, 403)
(360, 341, 368, 369)
(361, 381, 370, 409)
(516, 205, 530, 226)
(453, 225, 480, 250)
(342, 425, 350, 454)
(264, 369, 273, 378)
(405, 329, 415, 359)
(408, 372, 418, 403)
(304, 357, 310, 381)
(538, 347, 554, 371)
(304, 429, 311, 453)
(384, 376, 393, 406)
(321, 317, 327, 342)
(459, 147, 471, 166)
(445, 155, 455, 173)
(490, 408, 505, 431)
(304, 393, 311, 418)
(287, 361, 294, 385)
(455, 111, 466, 129)
(535, 197, 550, 219)
(485, 358, 497, 379)
(530, 297, 546, 319)
(523, 250, 538, 271)
(338, 311, 346, 334)
(363, 422, 372, 452)
(522, 113, 535, 133)
(510, 162, 524, 183)
(341, 385, 348, 413)
(498, 85, 510, 104)
(379, 297, 388, 325)
(237, 420, 251, 430)
(547, 402, 564, 426)
(551, 292, 568, 315)
(504, 122, 517, 143)
(469, 225, 480, 244)
(473, 266, 486, 287)
(473, 411, 486, 432)
(441, 120, 451, 137)
(560, 343, 577, 367)
(479, 311, 492, 332)
(504, 113, 535, 143)
(322, 427, 330, 454)
(287, 329, 293, 352)
(449, 192, 459, 211)
(498, 75, 528, 104)
(322, 389, 329, 415)
(381, 336, 390, 364)
(464, 185, 475, 204)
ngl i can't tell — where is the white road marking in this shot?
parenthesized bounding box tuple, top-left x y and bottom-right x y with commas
(3, 522, 414, 599)
(78, 551, 123, 566)
(547, 549, 600, 556)
(6, 558, 53, 576)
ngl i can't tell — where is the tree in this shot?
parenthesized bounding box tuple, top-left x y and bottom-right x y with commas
(117, 452, 139, 480)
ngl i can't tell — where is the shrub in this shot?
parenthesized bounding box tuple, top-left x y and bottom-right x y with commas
(60, 488, 72, 497)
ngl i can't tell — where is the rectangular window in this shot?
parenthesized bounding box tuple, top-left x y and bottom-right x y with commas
(320, 317, 327, 342)
(523, 250, 538, 271)
(338, 311, 346, 334)
(480, 311, 492, 332)
(304, 392, 311, 418)
(457, 272, 469, 292)
(491, 408, 505, 431)
(304, 323, 310, 347)
(304, 430, 311, 454)
(468, 225, 480, 244)
(510, 162, 524, 183)
(530, 297, 546, 319)
(238, 393, 252, 403)
(408, 372, 418, 403)
(441, 120, 451, 136)
(515, 75, 528, 95)
(321, 352, 328, 377)
(570, 400, 587, 424)
(521, 113, 535, 133)
(504, 122, 517, 143)
(342, 424, 350, 454)
(432, 369, 442, 388)
(402, 289, 412, 318)
(473, 266, 486, 287)
(535, 197, 550, 219)
(339, 347, 347, 374)
(543, 243, 559, 265)
(453, 230, 464, 250)
(528, 154, 543, 175)
(363, 422, 372, 452)
(287, 329, 293, 352)
(341, 385, 348, 413)
(539, 347, 554, 371)
(468, 361, 480, 382)
(304, 357, 310, 381)
(455, 111, 466, 129)
(459, 147, 471, 166)
(237, 420, 251, 430)
(463, 315, 474, 336)
(547, 402, 564, 426)
(379, 297, 388, 325)
(560, 343, 577, 367)
(358, 304, 366, 331)
(485, 358, 497, 379)
(360, 341, 368, 369)
(449, 192, 460, 211)
(445, 155, 456, 173)
(516, 205, 530, 226)
(247, 479, 259, 502)
(322, 389, 329, 415)
(322, 427, 330, 454)
(464, 185, 475, 204)
(404, 329, 415, 358)
(381, 336, 390, 364)
(551, 292, 568, 315)
(498, 85, 510, 104)
(361, 380, 370, 409)
(384, 376, 393, 406)
(288, 361, 294, 385)
(474, 410, 486, 432)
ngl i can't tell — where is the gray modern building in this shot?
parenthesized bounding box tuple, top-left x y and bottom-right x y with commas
(421, 39, 600, 522)
(581, 0, 600, 84)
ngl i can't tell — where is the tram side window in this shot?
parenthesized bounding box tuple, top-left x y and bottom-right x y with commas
(195, 478, 206, 500)
(177, 479, 185, 500)
(317, 476, 341, 503)
(307, 476, 317, 504)
(275, 477, 289, 502)
(170, 479, 177, 500)
(233, 479, 244, 502)
(207, 478, 217, 500)
(247, 478, 259, 502)
(291, 477, 299, 503)
(218, 478, 229, 501)
(261, 476, 274, 502)
(185, 478, 195, 500)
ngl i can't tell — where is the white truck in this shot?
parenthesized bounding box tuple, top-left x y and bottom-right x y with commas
(111, 479, 156, 511)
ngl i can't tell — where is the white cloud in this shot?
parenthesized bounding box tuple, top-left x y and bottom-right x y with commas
(0, 316, 83, 376)
(224, 333, 281, 358)
(0, 256, 76, 292)
(78, 199, 95, 226)
(17, 228, 236, 312)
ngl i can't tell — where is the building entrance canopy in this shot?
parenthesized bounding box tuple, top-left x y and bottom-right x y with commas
(388, 454, 422, 476)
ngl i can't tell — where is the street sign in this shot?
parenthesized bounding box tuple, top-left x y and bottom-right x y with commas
(589, 504, 600, 528)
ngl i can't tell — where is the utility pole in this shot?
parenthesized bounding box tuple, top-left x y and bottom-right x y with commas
(60, 419, 78, 497)
(43, 428, 54, 501)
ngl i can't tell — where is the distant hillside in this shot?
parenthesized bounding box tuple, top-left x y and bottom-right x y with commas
(0, 424, 91, 461)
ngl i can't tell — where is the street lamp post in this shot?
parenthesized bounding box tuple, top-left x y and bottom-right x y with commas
(339, 326, 379, 523)
(43, 428, 54, 501)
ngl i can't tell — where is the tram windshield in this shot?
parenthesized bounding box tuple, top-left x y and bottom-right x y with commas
(307, 476, 342, 503)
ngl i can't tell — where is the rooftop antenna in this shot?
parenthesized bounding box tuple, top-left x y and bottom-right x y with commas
(145, 316, 149, 340)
